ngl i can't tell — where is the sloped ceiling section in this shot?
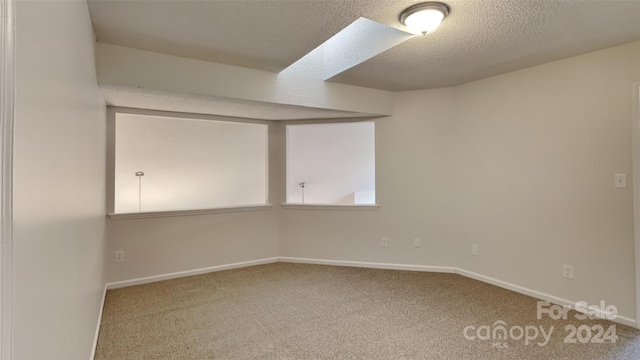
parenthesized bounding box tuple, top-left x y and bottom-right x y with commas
(100, 85, 377, 121)
(95, 43, 394, 120)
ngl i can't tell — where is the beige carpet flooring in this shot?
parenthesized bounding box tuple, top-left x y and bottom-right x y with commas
(95, 263, 640, 359)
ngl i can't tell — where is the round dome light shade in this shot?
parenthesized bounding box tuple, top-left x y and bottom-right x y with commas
(400, 2, 450, 34)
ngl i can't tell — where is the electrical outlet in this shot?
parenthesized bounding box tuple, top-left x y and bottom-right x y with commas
(563, 264, 574, 279)
(414, 237, 421, 248)
(472, 244, 479, 256)
(614, 174, 627, 189)
(115, 251, 125, 263)
(381, 237, 388, 248)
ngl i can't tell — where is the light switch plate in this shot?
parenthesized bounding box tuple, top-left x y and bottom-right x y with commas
(614, 174, 627, 189)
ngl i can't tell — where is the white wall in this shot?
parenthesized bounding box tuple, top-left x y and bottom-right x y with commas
(451, 41, 640, 320)
(280, 41, 640, 320)
(286, 122, 375, 204)
(280, 88, 458, 265)
(13, 1, 106, 359)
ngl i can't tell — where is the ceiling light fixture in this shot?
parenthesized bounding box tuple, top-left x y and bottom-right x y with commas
(399, 2, 450, 35)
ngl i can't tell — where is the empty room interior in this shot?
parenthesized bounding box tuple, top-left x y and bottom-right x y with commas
(3, 0, 640, 359)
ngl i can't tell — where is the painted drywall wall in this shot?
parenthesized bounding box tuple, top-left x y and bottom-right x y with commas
(286, 122, 375, 204)
(450, 41, 640, 320)
(13, 1, 106, 359)
(105, 122, 283, 282)
(279, 41, 640, 320)
(279, 88, 459, 266)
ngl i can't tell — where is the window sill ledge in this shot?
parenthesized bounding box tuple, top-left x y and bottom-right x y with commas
(281, 204, 379, 211)
(108, 204, 273, 220)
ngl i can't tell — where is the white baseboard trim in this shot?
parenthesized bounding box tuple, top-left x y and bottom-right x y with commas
(456, 268, 636, 328)
(90, 284, 107, 360)
(278, 257, 636, 328)
(105, 257, 279, 290)
(278, 257, 456, 273)
(98, 256, 636, 330)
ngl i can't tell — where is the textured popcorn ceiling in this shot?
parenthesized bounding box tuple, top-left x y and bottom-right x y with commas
(88, 0, 640, 91)
(332, 0, 640, 90)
